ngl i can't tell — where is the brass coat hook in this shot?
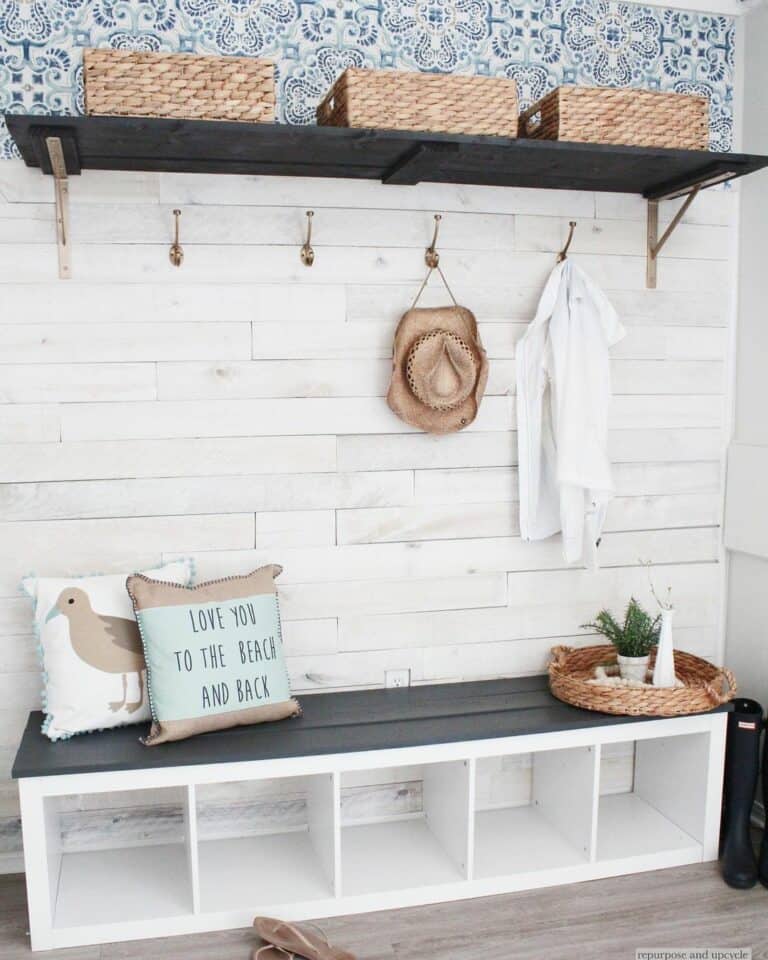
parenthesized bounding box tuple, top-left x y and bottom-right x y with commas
(169, 209, 183, 267)
(557, 220, 577, 262)
(301, 210, 315, 267)
(425, 213, 442, 268)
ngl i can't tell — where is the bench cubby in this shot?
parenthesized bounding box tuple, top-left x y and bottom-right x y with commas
(44, 785, 195, 932)
(474, 745, 596, 880)
(13, 678, 729, 951)
(340, 760, 471, 896)
(595, 732, 714, 866)
(195, 774, 338, 914)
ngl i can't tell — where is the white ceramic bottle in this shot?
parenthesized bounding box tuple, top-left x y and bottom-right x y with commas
(652, 605, 677, 687)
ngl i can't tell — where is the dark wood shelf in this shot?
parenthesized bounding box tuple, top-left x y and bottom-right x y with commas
(6, 113, 768, 200)
(12, 676, 730, 779)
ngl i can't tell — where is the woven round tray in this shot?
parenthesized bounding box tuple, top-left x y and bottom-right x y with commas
(549, 645, 736, 717)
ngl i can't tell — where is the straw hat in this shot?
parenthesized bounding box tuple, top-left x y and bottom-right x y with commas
(387, 304, 489, 434)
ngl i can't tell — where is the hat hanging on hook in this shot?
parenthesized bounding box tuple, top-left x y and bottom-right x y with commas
(386, 211, 489, 436)
(301, 210, 315, 267)
(557, 220, 577, 263)
(169, 209, 183, 268)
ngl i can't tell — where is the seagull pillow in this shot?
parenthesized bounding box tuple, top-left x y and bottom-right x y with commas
(22, 559, 193, 741)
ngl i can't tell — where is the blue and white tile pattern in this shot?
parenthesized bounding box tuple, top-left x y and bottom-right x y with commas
(0, 0, 735, 158)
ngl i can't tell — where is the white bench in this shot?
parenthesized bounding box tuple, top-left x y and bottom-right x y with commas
(13, 677, 728, 951)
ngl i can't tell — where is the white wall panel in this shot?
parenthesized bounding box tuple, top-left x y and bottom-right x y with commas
(157, 359, 393, 399)
(0, 404, 60, 442)
(515, 215, 730, 260)
(0, 363, 157, 403)
(0, 471, 414, 521)
(0, 322, 251, 363)
(157, 360, 721, 406)
(337, 493, 720, 545)
(162, 529, 717, 594)
(0, 282, 346, 325)
(256, 510, 337, 549)
(0, 436, 336, 483)
(0, 243, 730, 292)
(411, 462, 720, 506)
(60, 396, 513, 440)
(339, 563, 720, 652)
(346, 284, 729, 326)
(0, 515, 255, 597)
(247, 319, 725, 362)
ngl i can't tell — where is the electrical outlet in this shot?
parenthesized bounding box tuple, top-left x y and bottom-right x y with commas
(385, 669, 411, 689)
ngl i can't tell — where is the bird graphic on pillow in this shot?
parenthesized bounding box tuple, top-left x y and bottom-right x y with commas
(45, 588, 146, 713)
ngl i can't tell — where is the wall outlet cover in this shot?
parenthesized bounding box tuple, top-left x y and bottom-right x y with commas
(385, 669, 411, 689)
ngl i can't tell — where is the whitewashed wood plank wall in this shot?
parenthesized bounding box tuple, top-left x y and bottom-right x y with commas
(0, 163, 734, 871)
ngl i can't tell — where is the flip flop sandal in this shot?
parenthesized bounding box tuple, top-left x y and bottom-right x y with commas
(253, 917, 356, 960)
(253, 947, 295, 960)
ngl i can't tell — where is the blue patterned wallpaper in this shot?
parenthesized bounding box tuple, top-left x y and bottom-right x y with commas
(0, 0, 735, 159)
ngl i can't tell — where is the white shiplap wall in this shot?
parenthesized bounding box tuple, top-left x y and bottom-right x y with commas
(0, 161, 733, 871)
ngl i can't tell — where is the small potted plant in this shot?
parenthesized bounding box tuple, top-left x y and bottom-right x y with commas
(583, 598, 661, 682)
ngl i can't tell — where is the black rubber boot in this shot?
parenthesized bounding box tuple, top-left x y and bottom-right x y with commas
(758, 714, 768, 888)
(720, 698, 763, 889)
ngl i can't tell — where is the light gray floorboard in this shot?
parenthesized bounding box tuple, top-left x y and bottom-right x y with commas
(2, 863, 768, 959)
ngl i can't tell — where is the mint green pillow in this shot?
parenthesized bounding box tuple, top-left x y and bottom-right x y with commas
(127, 564, 300, 745)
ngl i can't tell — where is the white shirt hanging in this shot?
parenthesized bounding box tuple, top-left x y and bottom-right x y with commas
(516, 259, 626, 567)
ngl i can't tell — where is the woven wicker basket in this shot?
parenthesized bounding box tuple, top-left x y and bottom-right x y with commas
(316, 68, 518, 138)
(519, 85, 709, 150)
(549, 645, 735, 717)
(83, 49, 275, 123)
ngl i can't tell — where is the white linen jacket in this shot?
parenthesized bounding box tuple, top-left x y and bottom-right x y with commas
(516, 260, 626, 567)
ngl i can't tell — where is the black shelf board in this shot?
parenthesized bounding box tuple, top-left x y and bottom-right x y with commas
(6, 113, 768, 198)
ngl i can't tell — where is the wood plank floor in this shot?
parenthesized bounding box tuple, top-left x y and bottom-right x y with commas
(2, 863, 768, 960)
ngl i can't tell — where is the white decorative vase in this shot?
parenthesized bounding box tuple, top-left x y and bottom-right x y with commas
(652, 607, 677, 687)
(617, 654, 650, 682)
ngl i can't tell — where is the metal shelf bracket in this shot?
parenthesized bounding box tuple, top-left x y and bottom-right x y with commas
(646, 185, 701, 289)
(46, 136, 71, 280)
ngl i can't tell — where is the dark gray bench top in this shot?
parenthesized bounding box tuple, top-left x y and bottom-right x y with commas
(12, 676, 730, 779)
